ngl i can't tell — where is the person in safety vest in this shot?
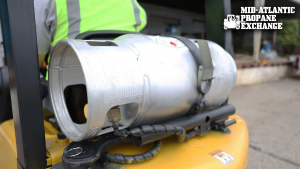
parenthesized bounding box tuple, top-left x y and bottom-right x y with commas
(34, 0, 147, 99)
(34, 0, 147, 80)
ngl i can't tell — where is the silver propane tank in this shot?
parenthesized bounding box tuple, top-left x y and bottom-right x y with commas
(48, 34, 237, 141)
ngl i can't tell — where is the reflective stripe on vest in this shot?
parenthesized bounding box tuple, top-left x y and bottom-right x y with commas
(46, 0, 147, 80)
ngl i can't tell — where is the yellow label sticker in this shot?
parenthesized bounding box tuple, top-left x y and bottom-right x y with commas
(209, 149, 235, 166)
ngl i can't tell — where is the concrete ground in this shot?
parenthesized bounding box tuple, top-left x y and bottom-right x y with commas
(229, 78, 300, 169)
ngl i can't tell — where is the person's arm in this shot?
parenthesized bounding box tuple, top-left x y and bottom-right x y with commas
(38, 54, 46, 68)
(34, 0, 54, 68)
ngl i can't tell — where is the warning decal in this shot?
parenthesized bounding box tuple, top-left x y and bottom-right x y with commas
(209, 149, 235, 166)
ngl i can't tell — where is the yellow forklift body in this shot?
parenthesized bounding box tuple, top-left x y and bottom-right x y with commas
(0, 114, 248, 169)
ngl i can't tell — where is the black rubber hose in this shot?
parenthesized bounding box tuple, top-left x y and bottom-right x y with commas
(103, 140, 162, 164)
(106, 125, 198, 164)
(116, 124, 192, 142)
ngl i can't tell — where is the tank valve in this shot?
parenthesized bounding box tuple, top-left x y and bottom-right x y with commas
(107, 106, 122, 136)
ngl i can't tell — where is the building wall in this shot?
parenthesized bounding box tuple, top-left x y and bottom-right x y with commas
(140, 3, 206, 38)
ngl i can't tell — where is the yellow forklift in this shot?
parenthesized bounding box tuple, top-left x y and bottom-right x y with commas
(0, 0, 248, 168)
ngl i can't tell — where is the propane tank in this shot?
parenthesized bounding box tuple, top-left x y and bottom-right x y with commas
(49, 34, 237, 141)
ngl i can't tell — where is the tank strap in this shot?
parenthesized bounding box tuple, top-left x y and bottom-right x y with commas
(165, 35, 214, 95)
(196, 40, 214, 94)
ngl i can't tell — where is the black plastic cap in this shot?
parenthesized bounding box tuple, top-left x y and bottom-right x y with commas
(57, 132, 66, 140)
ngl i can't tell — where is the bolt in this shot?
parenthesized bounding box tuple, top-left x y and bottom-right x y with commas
(49, 117, 56, 123)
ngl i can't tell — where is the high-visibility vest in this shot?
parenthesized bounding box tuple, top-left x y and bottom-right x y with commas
(46, 0, 147, 80)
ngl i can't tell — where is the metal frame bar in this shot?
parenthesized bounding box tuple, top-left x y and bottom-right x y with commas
(0, 0, 47, 168)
